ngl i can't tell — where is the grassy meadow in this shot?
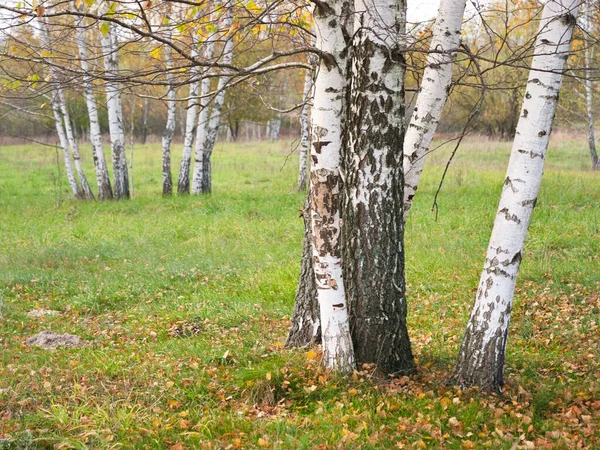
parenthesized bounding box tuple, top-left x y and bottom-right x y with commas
(0, 135, 598, 449)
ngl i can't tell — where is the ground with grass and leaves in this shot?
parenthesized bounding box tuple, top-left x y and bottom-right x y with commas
(0, 135, 599, 449)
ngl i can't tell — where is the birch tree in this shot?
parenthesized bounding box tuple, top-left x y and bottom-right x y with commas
(308, 0, 355, 373)
(297, 54, 316, 192)
(453, 0, 580, 392)
(342, 0, 414, 374)
(581, 0, 599, 170)
(161, 25, 176, 196)
(73, 12, 113, 199)
(101, 22, 129, 199)
(402, 0, 467, 217)
(177, 34, 201, 195)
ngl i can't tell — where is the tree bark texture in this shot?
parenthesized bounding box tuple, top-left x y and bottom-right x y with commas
(297, 56, 317, 192)
(453, 0, 579, 392)
(342, 0, 414, 375)
(177, 36, 201, 195)
(102, 24, 129, 199)
(309, 0, 355, 373)
(162, 25, 176, 197)
(286, 198, 320, 347)
(58, 88, 94, 199)
(74, 18, 113, 199)
(402, 0, 466, 218)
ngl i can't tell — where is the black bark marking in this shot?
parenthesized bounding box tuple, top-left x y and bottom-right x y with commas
(312, 141, 331, 154)
(499, 207, 521, 224)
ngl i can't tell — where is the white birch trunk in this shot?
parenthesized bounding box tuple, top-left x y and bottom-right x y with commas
(58, 88, 94, 199)
(271, 114, 281, 140)
(51, 94, 81, 198)
(195, 4, 234, 194)
(74, 18, 112, 199)
(162, 28, 176, 196)
(453, 0, 580, 392)
(177, 38, 201, 195)
(582, 1, 599, 170)
(38, 18, 81, 198)
(297, 56, 316, 191)
(191, 35, 217, 194)
(101, 23, 129, 199)
(309, 0, 355, 373)
(402, 0, 467, 218)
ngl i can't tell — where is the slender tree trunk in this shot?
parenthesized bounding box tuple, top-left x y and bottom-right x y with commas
(286, 197, 320, 347)
(177, 38, 201, 195)
(402, 0, 467, 218)
(141, 97, 149, 145)
(74, 17, 112, 199)
(309, 0, 355, 373)
(58, 88, 94, 199)
(197, 4, 234, 195)
(102, 24, 129, 199)
(453, 0, 579, 393)
(297, 64, 315, 191)
(342, 0, 414, 375)
(51, 93, 81, 198)
(271, 113, 282, 140)
(162, 28, 176, 197)
(38, 17, 81, 198)
(191, 36, 217, 194)
(582, 1, 599, 170)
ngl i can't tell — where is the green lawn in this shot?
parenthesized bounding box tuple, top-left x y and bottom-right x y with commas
(0, 136, 598, 449)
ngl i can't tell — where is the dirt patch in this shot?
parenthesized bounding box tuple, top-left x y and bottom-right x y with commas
(25, 331, 85, 349)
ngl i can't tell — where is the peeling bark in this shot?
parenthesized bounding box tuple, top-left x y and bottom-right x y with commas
(308, 0, 355, 373)
(162, 23, 176, 197)
(286, 197, 320, 347)
(453, 0, 579, 392)
(102, 23, 129, 200)
(402, 0, 467, 218)
(342, 0, 414, 375)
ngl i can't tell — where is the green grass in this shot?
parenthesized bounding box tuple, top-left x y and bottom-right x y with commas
(0, 136, 599, 449)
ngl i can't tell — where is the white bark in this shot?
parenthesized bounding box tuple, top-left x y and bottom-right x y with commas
(162, 28, 176, 196)
(402, 0, 467, 218)
(177, 35, 201, 195)
(51, 93, 81, 198)
(58, 88, 94, 199)
(581, 1, 599, 170)
(38, 18, 81, 198)
(191, 31, 217, 194)
(193, 4, 234, 194)
(297, 62, 315, 191)
(101, 23, 129, 199)
(74, 16, 112, 199)
(454, 0, 580, 392)
(309, 0, 355, 373)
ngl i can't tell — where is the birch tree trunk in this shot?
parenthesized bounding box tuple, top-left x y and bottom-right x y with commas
(177, 39, 201, 195)
(286, 198, 320, 347)
(195, 4, 234, 195)
(161, 26, 176, 196)
(309, 0, 355, 373)
(74, 16, 113, 199)
(582, 1, 599, 170)
(38, 18, 81, 198)
(297, 60, 315, 191)
(58, 88, 94, 199)
(51, 93, 81, 198)
(453, 0, 579, 393)
(101, 23, 129, 199)
(402, 0, 466, 218)
(342, 0, 414, 375)
(191, 34, 217, 194)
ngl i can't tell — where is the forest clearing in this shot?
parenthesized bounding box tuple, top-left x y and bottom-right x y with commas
(0, 136, 598, 449)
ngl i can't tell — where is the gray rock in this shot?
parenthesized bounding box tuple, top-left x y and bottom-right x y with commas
(25, 331, 85, 349)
